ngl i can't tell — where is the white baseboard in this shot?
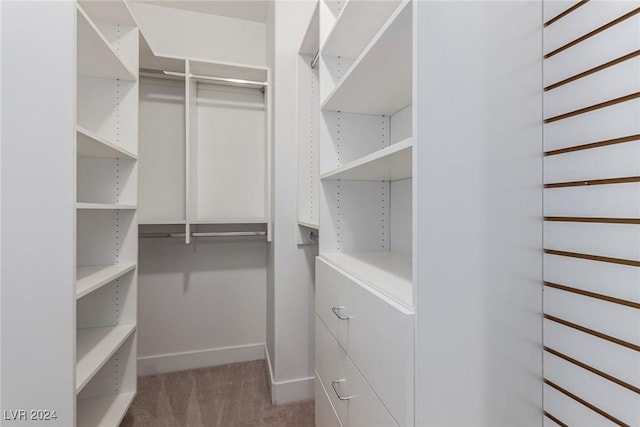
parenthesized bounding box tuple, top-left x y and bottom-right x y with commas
(264, 344, 315, 404)
(137, 343, 265, 376)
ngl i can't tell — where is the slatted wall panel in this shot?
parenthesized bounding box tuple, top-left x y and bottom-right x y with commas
(543, 1, 640, 426)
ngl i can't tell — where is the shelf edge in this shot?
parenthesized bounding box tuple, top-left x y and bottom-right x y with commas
(320, 137, 413, 181)
(77, 126, 138, 160)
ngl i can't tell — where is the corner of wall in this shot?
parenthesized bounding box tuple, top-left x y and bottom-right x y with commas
(264, 345, 315, 405)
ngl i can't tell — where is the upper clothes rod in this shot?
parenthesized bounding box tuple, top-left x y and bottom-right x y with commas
(163, 71, 268, 87)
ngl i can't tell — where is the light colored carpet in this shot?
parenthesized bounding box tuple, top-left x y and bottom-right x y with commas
(121, 360, 314, 427)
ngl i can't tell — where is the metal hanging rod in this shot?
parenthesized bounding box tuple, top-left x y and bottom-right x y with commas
(163, 71, 268, 87)
(310, 50, 320, 69)
(192, 231, 266, 237)
(139, 231, 267, 239)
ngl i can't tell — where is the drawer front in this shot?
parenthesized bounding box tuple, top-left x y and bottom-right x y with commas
(316, 316, 349, 424)
(315, 375, 343, 427)
(316, 257, 414, 426)
(316, 317, 399, 427)
(316, 258, 349, 349)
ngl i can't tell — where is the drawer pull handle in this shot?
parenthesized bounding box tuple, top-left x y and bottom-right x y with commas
(331, 379, 356, 401)
(331, 306, 352, 320)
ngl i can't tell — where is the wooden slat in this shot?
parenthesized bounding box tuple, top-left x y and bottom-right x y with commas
(544, 249, 640, 268)
(545, 346, 640, 394)
(544, 134, 640, 156)
(544, 0, 590, 27)
(544, 314, 640, 352)
(544, 92, 640, 123)
(544, 216, 640, 224)
(544, 7, 640, 59)
(544, 281, 640, 309)
(545, 50, 640, 91)
(544, 176, 640, 188)
(544, 411, 569, 427)
(544, 379, 630, 426)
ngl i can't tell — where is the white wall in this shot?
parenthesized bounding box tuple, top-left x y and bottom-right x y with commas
(266, 0, 276, 375)
(415, 1, 543, 425)
(137, 238, 267, 375)
(1, 3, 76, 425)
(266, 0, 318, 404)
(0, 0, 3, 414)
(128, 2, 270, 376)
(128, 2, 266, 67)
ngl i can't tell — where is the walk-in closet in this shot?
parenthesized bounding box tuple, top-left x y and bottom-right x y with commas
(1, 1, 639, 426)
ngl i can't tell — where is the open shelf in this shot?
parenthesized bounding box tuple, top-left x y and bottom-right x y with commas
(77, 0, 136, 26)
(76, 263, 136, 300)
(299, 220, 320, 230)
(77, 391, 136, 427)
(76, 203, 137, 210)
(321, 251, 413, 311)
(189, 59, 268, 83)
(77, 126, 137, 160)
(77, 5, 136, 82)
(321, 1, 411, 115)
(76, 325, 136, 393)
(139, 34, 186, 75)
(321, 137, 412, 181)
(321, 0, 403, 58)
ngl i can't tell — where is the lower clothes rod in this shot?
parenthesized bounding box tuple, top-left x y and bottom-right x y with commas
(139, 231, 267, 239)
(192, 231, 266, 237)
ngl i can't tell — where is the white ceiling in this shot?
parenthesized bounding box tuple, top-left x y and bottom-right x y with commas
(138, 1, 269, 23)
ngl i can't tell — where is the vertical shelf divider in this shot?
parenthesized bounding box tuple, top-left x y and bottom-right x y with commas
(185, 60, 194, 244)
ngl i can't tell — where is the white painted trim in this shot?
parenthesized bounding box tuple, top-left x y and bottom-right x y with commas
(137, 343, 265, 376)
(264, 344, 315, 404)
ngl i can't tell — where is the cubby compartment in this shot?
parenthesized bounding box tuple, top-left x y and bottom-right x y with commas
(77, 270, 137, 330)
(77, 77, 138, 156)
(76, 272, 137, 425)
(76, 333, 137, 427)
(321, 0, 411, 114)
(77, 209, 138, 267)
(319, 178, 413, 308)
(77, 157, 137, 206)
(321, 0, 403, 59)
(76, 4, 137, 82)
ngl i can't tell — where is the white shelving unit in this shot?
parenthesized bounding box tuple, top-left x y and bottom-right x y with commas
(314, 1, 415, 425)
(75, 2, 140, 425)
(297, 3, 321, 236)
(137, 41, 272, 242)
